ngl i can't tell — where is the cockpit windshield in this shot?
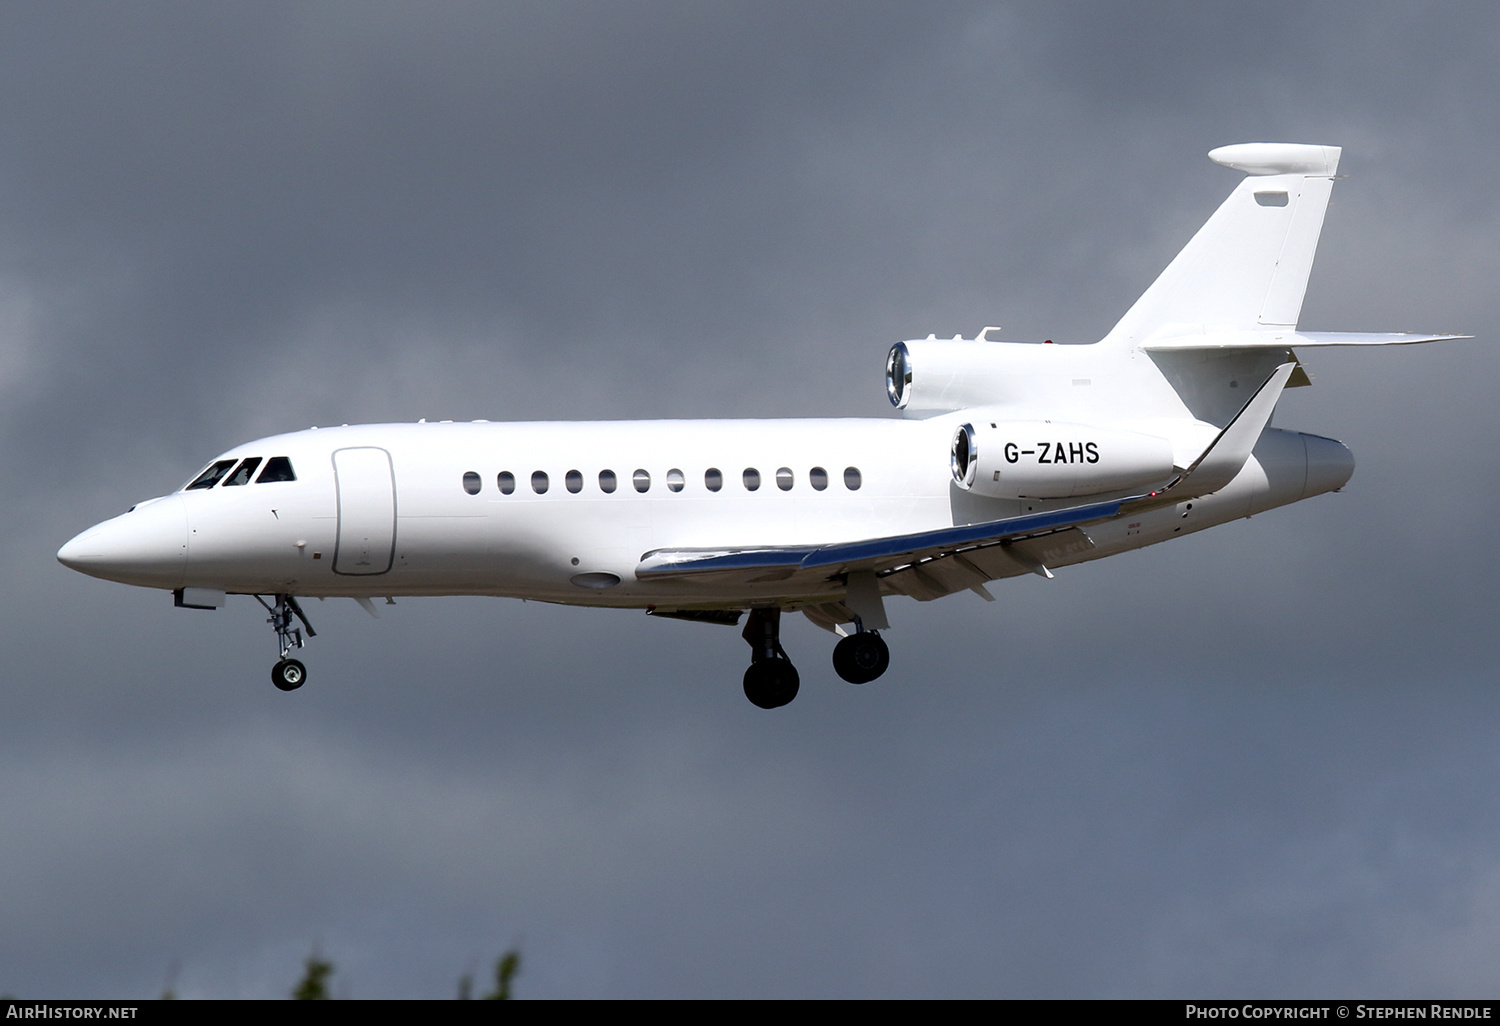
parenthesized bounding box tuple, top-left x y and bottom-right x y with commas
(221, 457, 262, 486)
(183, 456, 297, 491)
(256, 456, 296, 483)
(184, 459, 237, 491)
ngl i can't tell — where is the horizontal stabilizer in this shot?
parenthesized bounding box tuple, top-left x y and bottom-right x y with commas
(1144, 330, 1470, 351)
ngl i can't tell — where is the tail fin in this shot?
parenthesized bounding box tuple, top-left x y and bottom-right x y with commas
(1100, 143, 1342, 350)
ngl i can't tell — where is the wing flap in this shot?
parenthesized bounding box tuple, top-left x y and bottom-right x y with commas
(882, 527, 1097, 601)
(884, 552, 991, 602)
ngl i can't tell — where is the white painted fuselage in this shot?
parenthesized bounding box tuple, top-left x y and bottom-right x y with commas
(57, 411, 1350, 609)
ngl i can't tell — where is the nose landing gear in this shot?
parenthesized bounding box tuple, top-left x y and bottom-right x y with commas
(255, 593, 317, 692)
(741, 607, 799, 709)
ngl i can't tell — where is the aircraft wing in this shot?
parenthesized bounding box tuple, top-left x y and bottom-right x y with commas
(636, 495, 1128, 602)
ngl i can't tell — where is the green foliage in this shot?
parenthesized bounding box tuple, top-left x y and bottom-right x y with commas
(291, 955, 334, 1000)
(483, 951, 520, 1001)
(280, 947, 518, 999)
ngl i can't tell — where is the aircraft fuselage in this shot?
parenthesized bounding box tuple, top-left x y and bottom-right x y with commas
(58, 416, 1352, 608)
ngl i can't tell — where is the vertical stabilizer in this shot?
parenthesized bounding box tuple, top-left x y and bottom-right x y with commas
(1100, 143, 1341, 350)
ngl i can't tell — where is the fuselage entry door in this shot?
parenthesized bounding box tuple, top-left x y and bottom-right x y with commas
(333, 446, 396, 575)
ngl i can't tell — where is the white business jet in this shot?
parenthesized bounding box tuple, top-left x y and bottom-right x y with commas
(57, 143, 1465, 708)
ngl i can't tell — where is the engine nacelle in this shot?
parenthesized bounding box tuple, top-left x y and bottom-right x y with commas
(887, 337, 1110, 413)
(888, 339, 1001, 411)
(950, 420, 1175, 499)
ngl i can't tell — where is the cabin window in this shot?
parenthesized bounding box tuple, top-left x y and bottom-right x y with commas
(497, 471, 515, 494)
(809, 466, 828, 491)
(844, 467, 862, 490)
(775, 467, 793, 491)
(705, 468, 723, 492)
(185, 459, 237, 491)
(462, 471, 482, 495)
(666, 469, 685, 492)
(743, 468, 760, 491)
(633, 469, 651, 493)
(599, 470, 617, 493)
(222, 457, 263, 487)
(256, 456, 297, 483)
(532, 471, 549, 494)
(566, 469, 583, 493)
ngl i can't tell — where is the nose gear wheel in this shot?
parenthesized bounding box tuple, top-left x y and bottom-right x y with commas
(272, 658, 306, 691)
(255, 594, 317, 691)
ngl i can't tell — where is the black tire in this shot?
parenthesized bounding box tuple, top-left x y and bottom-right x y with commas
(272, 658, 306, 692)
(832, 632, 889, 684)
(742, 657, 800, 709)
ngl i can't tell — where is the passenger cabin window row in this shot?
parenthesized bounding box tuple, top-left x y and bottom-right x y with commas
(185, 456, 297, 490)
(461, 465, 862, 496)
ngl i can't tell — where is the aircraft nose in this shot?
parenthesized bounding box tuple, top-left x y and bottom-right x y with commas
(57, 494, 189, 588)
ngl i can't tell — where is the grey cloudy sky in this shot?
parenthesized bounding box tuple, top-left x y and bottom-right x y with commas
(2, 1, 1498, 998)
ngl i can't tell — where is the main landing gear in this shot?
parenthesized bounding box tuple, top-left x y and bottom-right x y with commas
(832, 629, 889, 685)
(255, 593, 317, 692)
(739, 608, 892, 708)
(742, 608, 800, 709)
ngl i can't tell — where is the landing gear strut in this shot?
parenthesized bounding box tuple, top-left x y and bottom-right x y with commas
(255, 593, 317, 692)
(832, 629, 889, 684)
(741, 607, 799, 709)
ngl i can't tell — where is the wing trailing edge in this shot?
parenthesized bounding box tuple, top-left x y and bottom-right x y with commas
(635, 496, 1130, 589)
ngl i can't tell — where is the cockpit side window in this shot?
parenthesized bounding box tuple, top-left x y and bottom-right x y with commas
(255, 457, 297, 483)
(184, 459, 238, 491)
(221, 457, 263, 487)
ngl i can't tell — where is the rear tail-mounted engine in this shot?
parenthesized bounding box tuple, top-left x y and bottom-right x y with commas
(951, 420, 1174, 499)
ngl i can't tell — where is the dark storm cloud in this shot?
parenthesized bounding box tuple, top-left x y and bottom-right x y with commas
(2, 0, 1499, 998)
(0, 2, 974, 438)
